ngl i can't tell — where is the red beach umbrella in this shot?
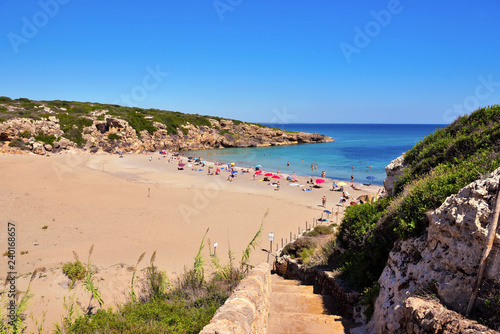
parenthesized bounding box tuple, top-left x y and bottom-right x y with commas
(272, 175, 281, 179)
(315, 179, 325, 183)
(264, 173, 273, 177)
(255, 170, 263, 175)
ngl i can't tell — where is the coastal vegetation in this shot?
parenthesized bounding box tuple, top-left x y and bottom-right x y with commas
(328, 104, 500, 326)
(1, 220, 265, 333)
(0, 96, 293, 139)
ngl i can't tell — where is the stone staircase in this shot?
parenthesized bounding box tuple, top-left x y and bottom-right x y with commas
(268, 274, 356, 334)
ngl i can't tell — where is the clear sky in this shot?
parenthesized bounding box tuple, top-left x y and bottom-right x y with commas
(1, 0, 499, 124)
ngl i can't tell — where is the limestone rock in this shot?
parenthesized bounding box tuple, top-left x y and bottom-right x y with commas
(401, 297, 498, 334)
(366, 167, 500, 333)
(384, 155, 407, 196)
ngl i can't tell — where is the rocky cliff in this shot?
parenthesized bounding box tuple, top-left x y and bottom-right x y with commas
(383, 154, 407, 196)
(360, 168, 500, 333)
(0, 112, 332, 155)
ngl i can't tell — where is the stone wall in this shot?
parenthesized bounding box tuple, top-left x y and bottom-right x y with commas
(274, 257, 360, 318)
(200, 262, 271, 334)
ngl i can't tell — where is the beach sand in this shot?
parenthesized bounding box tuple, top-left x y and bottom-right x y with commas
(0, 152, 381, 330)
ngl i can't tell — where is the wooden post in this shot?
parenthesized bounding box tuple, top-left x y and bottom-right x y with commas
(148, 188, 150, 197)
(290, 232, 292, 242)
(306, 221, 308, 230)
(281, 238, 283, 248)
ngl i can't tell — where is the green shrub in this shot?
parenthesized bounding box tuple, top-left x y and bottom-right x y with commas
(282, 237, 317, 258)
(108, 133, 120, 141)
(35, 133, 56, 146)
(361, 282, 380, 321)
(306, 224, 334, 237)
(62, 261, 86, 286)
(57, 114, 93, 147)
(8, 138, 28, 150)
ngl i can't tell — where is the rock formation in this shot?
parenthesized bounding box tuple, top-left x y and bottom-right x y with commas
(383, 154, 407, 196)
(362, 168, 500, 333)
(0, 114, 333, 155)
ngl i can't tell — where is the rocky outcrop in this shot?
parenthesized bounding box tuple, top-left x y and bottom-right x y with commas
(384, 155, 407, 196)
(0, 115, 333, 155)
(401, 297, 498, 334)
(200, 262, 271, 334)
(362, 167, 500, 333)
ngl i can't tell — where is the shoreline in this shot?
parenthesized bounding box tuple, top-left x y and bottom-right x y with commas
(0, 152, 381, 331)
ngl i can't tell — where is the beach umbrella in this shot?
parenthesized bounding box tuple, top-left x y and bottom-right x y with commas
(264, 173, 273, 177)
(323, 210, 331, 215)
(272, 175, 281, 179)
(178, 163, 185, 167)
(255, 164, 262, 168)
(232, 170, 238, 174)
(255, 170, 263, 175)
(188, 157, 193, 159)
(315, 179, 325, 184)
(187, 163, 192, 167)
(230, 162, 236, 166)
(366, 176, 375, 181)
(338, 181, 347, 186)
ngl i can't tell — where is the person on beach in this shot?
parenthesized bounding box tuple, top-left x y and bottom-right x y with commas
(351, 175, 354, 184)
(276, 181, 280, 191)
(311, 164, 314, 172)
(287, 161, 290, 167)
(322, 195, 327, 207)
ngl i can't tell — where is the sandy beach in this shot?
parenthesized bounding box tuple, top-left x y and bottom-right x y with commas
(0, 151, 381, 330)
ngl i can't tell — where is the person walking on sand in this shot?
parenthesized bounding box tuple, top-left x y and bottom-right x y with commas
(322, 194, 326, 208)
(277, 181, 280, 191)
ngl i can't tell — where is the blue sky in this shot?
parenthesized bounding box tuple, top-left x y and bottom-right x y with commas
(1, 0, 499, 124)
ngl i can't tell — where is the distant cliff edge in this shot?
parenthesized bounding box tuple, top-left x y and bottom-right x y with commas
(0, 97, 332, 155)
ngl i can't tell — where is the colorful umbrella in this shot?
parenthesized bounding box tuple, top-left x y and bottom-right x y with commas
(315, 179, 325, 183)
(255, 170, 263, 175)
(264, 173, 273, 177)
(338, 181, 347, 186)
(178, 163, 185, 167)
(366, 176, 375, 180)
(272, 175, 281, 179)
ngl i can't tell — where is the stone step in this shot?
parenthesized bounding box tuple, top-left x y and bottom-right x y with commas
(268, 274, 355, 334)
(268, 312, 347, 334)
(270, 291, 334, 315)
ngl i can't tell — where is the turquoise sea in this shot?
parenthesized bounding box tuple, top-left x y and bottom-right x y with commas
(187, 124, 446, 185)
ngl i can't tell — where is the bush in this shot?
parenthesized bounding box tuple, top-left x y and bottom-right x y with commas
(62, 261, 86, 286)
(8, 138, 28, 150)
(282, 237, 317, 258)
(35, 133, 56, 146)
(306, 224, 334, 237)
(57, 114, 93, 147)
(108, 133, 120, 141)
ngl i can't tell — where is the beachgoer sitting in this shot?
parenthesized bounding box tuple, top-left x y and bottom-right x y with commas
(263, 177, 270, 181)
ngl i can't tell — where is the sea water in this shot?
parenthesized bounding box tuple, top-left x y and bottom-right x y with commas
(187, 124, 445, 185)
